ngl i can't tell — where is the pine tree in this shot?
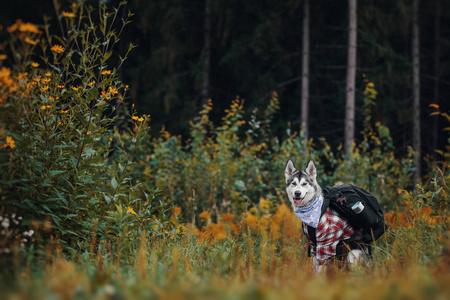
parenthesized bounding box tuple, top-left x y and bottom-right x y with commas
(345, 0, 357, 156)
(301, 0, 310, 141)
(412, 0, 421, 186)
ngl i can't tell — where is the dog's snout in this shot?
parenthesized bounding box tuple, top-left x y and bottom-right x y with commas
(294, 191, 301, 198)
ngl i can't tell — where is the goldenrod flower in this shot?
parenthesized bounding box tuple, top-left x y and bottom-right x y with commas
(0, 54, 6, 61)
(31, 62, 39, 68)
(50, 45, 64, 54)
(62, 11, 76, 18)
(2, 136, 16, 149)
(101, 69, 111, 75)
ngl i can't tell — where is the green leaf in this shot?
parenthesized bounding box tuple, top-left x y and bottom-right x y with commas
(111, 177, 118, 190)
(49, 170, 65, 177)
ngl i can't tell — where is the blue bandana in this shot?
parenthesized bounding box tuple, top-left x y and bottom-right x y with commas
(293, 195, 324, 228)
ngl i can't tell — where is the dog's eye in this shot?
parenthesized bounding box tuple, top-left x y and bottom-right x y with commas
(291, 182, 297, 186)
(301, 182, 307, 187)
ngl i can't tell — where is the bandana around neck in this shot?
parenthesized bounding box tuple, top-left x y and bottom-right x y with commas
(293, 195, 324, 228)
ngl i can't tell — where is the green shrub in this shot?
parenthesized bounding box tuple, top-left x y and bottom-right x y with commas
(0, 0, 172, 257)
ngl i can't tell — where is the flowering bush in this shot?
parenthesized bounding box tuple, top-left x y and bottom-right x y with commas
(0, 1, 173, 255)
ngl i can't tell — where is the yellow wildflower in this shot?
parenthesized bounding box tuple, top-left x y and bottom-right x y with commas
(199, 211, 212, 223)
(31, 62, 39, 68)
(367, 82, 374, 88)
(44, 72, 51, 77)
(62, 11, 76, 18)
(108, 86, 118, 95)
(40, 86, 49, 92)
(127, 207, 137, 215)
(86, 131, 91, 135)
(7, 21, 20, 33)
(72, 86, 79, 91)
(41, 78, 51, 84)
(131, 115, 144, 122)
(50, 45, 64, 54)
(57, 85, 64, 88)
(101, 69, 111, 75)
(219, 213, 235, 223)
(88, 81, 95, 87)
(19, 22, 41, 34)
(205, 99, 213, 110)
(100, 90, 110, 100)
(59, 109, 69, 114)
(40, 105, 52, 110)
(0, 54, 6, 61)
(125, 85, 129, 89)
(2, 136, 16, 149)
(24, 37, 39, 45)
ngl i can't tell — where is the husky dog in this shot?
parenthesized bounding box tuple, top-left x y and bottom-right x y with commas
(285, 159, 366, 273)
(284, 159, 322, 209)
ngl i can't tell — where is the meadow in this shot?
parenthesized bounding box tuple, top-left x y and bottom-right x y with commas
(0, 1, 449, 299)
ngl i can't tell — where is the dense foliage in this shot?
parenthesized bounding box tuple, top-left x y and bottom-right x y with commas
(1, 0, 449, 163)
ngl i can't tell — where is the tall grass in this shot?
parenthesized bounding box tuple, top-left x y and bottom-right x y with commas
(3, 206, 449, 299)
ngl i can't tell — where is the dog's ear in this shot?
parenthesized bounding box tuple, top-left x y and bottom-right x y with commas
(285, 160, 296, 183)
(305, 160, 317, 181)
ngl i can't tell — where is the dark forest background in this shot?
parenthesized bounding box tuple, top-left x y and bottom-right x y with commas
(1, 0, 449, 175)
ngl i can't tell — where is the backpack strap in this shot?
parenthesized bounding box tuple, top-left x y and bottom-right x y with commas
(307, 225, 317, 246)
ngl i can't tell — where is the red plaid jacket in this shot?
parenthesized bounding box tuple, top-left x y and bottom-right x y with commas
(302, 208, 354, 264)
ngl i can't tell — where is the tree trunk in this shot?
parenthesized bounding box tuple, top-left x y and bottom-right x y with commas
(433, 0, 441, 155)
(201, 0, 211, 108)
(344, 0, 357, 156)
(301, 0, 310, 141)
(412, 0, 421, 187)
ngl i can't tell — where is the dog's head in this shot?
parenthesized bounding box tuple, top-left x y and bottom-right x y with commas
(284, 159, 322, 208)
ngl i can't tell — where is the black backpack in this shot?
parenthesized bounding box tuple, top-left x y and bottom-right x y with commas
(307, 184, 388, 246)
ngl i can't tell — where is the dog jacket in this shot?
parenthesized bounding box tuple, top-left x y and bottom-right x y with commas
(302, 208, 354, 264)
